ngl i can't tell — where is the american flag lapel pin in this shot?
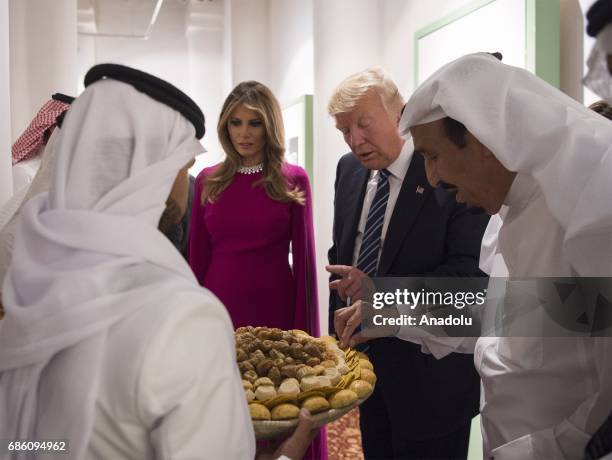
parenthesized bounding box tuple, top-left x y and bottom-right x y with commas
(416, 185, 425, 195)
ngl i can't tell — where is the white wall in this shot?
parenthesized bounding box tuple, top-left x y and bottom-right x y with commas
(0, 0, 12, 206)
(8, 0, 28, 143)
(561, 0, 584, 102)
(82, 1, 190, 95)
(380, 0, 473, 97)
(9, 0, 78, 141)
(267, 0, 314, 107)
(77, 1, 229, 173)
(77, 35, 96, 94)
(228, 0, 315, 106)
(229, 0, 270, 86)
(222, 0, 234, 93)
(382, 0, 584, 101)
(186, 0, 226, 172)
(6, 0, 77, 203)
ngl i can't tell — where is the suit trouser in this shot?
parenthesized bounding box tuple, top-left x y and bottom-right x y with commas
(358, 338, 477, 460)
(359, 386, 471, 460)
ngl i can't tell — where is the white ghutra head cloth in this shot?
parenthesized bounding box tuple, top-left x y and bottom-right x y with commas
(400, 52, 612, 277)
(0, 77, 205, 459)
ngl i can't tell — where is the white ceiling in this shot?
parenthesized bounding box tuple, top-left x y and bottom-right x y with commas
(77, 0, 217, 38)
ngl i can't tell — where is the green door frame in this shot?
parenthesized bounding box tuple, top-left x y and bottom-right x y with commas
(413, 0, 560, 89)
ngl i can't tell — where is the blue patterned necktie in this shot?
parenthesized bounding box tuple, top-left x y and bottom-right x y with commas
(357, 169, 391, 276)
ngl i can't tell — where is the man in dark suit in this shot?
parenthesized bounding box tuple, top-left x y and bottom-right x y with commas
(326, 68, 489, 460)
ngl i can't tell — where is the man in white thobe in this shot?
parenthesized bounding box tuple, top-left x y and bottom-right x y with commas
(334, 53, 612, 459)
(0, 65, 311, 460)
(404, 53, 612, 460)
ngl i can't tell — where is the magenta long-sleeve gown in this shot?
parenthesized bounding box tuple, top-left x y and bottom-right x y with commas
(189, 162, 326, 459)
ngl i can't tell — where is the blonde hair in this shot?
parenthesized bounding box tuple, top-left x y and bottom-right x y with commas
(328, 68, 404, 118)
(201, 81, 304, 205)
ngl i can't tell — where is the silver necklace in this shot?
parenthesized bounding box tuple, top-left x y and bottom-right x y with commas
(237, 163, 263, 174)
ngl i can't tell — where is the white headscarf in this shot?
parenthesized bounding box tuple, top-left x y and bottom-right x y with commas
(0, 79, 205, 459)
(400, 52, 612, 277)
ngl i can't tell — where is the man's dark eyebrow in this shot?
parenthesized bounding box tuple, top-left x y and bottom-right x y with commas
(413, 148, 426, 157)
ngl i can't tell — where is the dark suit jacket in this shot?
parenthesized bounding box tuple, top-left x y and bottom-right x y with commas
(328, 152, 489, 439)
(165, 175, 195, 260)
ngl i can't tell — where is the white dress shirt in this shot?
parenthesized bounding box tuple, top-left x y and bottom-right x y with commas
(479, 211, 508, 276)
(352, 138, 413, 267)
(399, 174, 612, 459)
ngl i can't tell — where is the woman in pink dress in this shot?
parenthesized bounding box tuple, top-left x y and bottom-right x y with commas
(188, 81, 326, 459)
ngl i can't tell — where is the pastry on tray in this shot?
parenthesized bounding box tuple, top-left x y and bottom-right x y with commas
(235, 326, 376, 436)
